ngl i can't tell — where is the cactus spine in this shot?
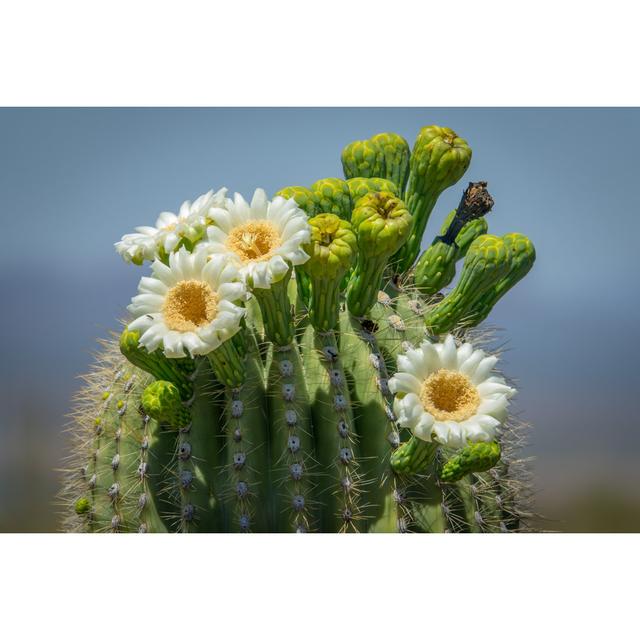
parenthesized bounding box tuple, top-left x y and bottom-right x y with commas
(63, 123, 536, 533)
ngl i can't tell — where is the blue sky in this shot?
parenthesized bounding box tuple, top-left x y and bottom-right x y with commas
(1, 108, 639, 529)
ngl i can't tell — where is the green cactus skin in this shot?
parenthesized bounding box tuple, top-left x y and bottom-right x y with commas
(174, 357, 225, 532)
(346, 191, 412, 318)
(267, 344, 315, 532)
(63, 289, 531, 532)
(63, 124, 536, 533)
(392, 126, 472, 272)
(251, 269, 295, 346)
(414, 209, 488, 295)
(301, 326, 362, 531)
(439, 441, 502, 483)
(339, 311, 407, 532)
(424, 234, 512, 335)
(222, 350, 270, 532)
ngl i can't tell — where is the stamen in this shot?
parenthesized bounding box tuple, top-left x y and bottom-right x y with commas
(226, 221, 281, 262)
(163, 280, 218, 332)
(420, 369, 480, 422)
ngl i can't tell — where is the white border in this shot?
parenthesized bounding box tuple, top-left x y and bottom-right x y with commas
(1, 1, 638, 633)
(0, 1, 639, 105)
(0, 534, 636, 637)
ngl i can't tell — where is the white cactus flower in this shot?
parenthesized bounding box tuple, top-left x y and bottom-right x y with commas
(203, 188, 310, 289)
(127, 246, 246, 358)
(389, 335, 516, 449)
(115, 187, 227, 264)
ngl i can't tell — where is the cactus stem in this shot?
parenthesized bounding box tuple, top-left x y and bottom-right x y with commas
(302, 326, 362, 532)
(267, 344, 316, 531)
(222, 351, 270, 532)
(251, 269, 294, 346)
(207, 336, 246, 388)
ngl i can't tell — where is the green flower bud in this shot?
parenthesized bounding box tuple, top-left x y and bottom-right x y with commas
(119, 328, 193, 399)
(141, 380, 191, 427)
(341, 133, 410, 195)
(74, 497, 92, 516)
(424, 234, 511, 334)
(369, 132, 410, 193)
(311, 178, 352, 221)
(301, 214, 357, 331)
(393, 125, 472, 272)
(275, 186, 318, 216)
(346, 192, 412, 317)
(439, 441, 501, 483)
(390, 436, 438, 475)
(351, 191, 412, 257)
(415, 208, 488, 295)
(341, 138, 386, 181)
(302, 214, 357, 281)
(465, 233, 536, 326)
(346, 177, 399, 203)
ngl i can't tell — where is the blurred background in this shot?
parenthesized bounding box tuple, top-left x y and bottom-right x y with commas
(0, 107, 638, 532)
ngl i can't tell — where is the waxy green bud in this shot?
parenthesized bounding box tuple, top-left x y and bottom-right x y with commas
(393, 125, 472, 272)
(439, 441, 501, 483)
(119, 328, 193, 399)
(341, 133, 411, 194)
(465, 233, 536, 326)
(369, 132, 410, 193)
(346, 192, 412, 317)
(350, 191, 412, 257)
(415, 208, 488, 295)
(311, 178, 352, 221)
(302, 214, 357, 331)
(341, 138, 386, 181)
(141, 380, 191, 427)
(424, 234, 511, 334)
(302, 214, 357, 280)
(275, 186, 318, 216)
(390, 436, 437, 475)
(74, 497, 92, 516)
(346, 177, 399, 203)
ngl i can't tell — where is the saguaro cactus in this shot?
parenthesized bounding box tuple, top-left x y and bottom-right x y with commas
(62, 123, 536, 533)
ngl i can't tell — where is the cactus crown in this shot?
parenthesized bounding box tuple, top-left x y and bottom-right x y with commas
(63, 123, 536, 533)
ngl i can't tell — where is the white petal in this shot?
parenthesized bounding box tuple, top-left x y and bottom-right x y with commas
(388, 372, 421, 396)
(208, 208, 235, 233)
(459, 349, 485, 377)
(471, 355, 499, 384)
(162, 331, 187, 358)
(456, 342, 474, 367)
(420, 341, 442, 372)
(138, 276, 168, 296)
(217, 282, 246, 302)
(438, 335, 458, 370)
(250, 188, 269, 217)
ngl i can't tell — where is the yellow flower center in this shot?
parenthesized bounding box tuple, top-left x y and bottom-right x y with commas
(163, 280, 218, 332)
(226, 221, 280, 262)
(420, 370, 480, 422)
